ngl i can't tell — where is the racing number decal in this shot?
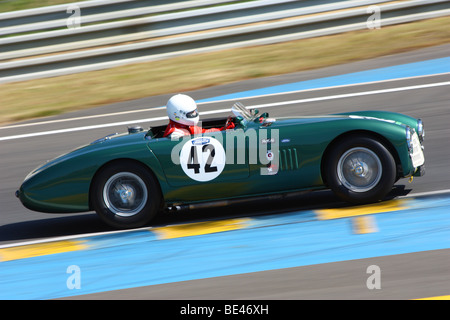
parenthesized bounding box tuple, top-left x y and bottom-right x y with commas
(187, 145, 200, 174)
(202, 144, 218, 173)
(187, 144, 218, 174)
(180, 137, 225, 181)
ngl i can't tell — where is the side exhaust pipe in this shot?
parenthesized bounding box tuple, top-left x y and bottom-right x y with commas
(167, 190, 311, 213)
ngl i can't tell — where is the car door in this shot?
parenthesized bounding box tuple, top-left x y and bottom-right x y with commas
(147, 129, 250, 200)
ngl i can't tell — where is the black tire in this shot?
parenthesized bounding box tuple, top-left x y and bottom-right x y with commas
(91, 161, 162, 229)
(325, 136, 396, 204)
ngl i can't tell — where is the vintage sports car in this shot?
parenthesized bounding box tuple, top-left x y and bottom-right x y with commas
(16, 103, 425, 229)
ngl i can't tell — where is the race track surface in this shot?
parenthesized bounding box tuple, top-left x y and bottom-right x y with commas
(0, 44, 449, 300)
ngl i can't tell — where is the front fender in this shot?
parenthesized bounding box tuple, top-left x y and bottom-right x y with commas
(330, 111, 420, 177)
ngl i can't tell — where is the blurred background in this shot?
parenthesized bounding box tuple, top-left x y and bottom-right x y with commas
(1, 0, 449, 123)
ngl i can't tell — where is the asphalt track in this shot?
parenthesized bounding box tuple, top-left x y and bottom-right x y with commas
(0, 44, 449, 300)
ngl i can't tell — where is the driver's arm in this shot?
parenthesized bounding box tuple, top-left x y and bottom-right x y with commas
(222, 116, 235, 130)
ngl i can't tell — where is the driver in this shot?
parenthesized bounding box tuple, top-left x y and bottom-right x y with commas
(163, 94, 235, 139)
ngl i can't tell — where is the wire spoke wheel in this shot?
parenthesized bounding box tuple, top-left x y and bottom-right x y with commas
(325, 136, 396, 204)
(337, 147, 382, 193)
(103, 172, 148, 217)
(91, 161, 161, 229)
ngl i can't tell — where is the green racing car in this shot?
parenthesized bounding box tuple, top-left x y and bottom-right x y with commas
(16, 102, 425, 229)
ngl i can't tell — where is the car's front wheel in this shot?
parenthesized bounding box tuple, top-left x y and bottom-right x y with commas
(325, 136, 396, 204)
(91, 161, 161, 229)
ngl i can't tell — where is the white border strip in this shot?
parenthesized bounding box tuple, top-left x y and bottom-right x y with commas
(0, 106, 166, 130)
(0, 226, 153, 249)
(400, 189, 450, 198)
(1, 80, 449, 142)
(2, 72, 449, 131)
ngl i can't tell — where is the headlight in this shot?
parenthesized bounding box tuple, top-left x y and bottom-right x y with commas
(417, 119, 424, 142)
(406, 126, 413, 154)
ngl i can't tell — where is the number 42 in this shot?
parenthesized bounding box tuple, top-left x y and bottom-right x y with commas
(187, 144, 217, 174)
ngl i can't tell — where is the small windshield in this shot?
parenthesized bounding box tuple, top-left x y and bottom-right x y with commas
(231, 102, 252, 121)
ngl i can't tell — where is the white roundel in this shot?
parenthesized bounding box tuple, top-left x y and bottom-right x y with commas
(179, 137, 226, 182)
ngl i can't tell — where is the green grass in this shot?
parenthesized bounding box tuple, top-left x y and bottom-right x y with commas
(1, 16, 450, 125)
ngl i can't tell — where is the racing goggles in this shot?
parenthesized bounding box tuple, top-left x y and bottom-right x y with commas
(186, 109, 199, 118)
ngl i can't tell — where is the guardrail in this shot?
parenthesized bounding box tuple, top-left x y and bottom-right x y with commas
(0, 0, 227, 29)
(0, 0, 384, 60)
(0, 0, 449, 84)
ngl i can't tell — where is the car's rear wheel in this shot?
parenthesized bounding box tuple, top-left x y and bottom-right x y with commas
(91, 161, 161, 229)
(325, 136, 396, 204)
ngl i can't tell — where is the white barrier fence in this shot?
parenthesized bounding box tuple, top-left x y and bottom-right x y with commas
(0, 0, 449, 83)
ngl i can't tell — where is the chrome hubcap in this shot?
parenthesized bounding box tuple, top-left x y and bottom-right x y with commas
(103, 172, 147, 217)
(353, 161, 368, 177)
(337, 147, 382, 193)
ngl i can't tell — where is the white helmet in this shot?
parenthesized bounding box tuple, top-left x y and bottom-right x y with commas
(166, 94, 199, 126)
